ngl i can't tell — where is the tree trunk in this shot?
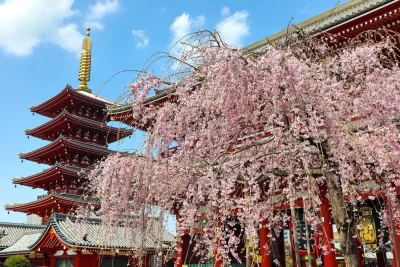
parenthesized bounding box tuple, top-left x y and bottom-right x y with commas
(326, 172, 358, 267)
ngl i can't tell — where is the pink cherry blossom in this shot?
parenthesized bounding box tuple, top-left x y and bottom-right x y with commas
(82, 31, 400, 267)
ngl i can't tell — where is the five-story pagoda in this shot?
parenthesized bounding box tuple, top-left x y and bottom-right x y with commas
(5, 28, 133, 224)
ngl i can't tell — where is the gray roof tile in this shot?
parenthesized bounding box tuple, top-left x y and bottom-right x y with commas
(31, 213, 174, 251)
(0, 222, 46, 249)
(0, 230, 44, 255)
(244, 0, 396, 52)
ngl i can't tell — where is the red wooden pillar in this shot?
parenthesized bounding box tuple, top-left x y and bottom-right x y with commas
(320, 195, 336, 267)
(130, 257, 138, 267)
(75, 251, 82, 267)
(259, 220, 271, 267)
(215, 218, 223, 267)
(176, 228, 184, 267)
(214, 240, 223, 267)
(394, 230, 400, 267)
(392, 217, 400, 267)
(386, 196, 400, 267)
(92, 253, 100, 267)
(50, 255, 56, 267)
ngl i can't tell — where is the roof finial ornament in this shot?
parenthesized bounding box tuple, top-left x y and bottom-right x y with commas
(77, 27, 92, 93)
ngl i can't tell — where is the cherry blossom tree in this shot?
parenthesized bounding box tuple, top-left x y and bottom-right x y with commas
(83, 30, 400, 267)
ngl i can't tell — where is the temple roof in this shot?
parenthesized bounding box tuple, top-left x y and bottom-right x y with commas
(5, 193, 99, 213)
(0, 222, 46, 249)
(243, 0, 398, 52)
(19, 136, 115, 164)
(30, 213, 175, 252)
(107, 1, 400, 130)
(12, 164, 84, 187)
(0, 230, 44, 256)
(30, 85, 112, 118)
(107, 89, 175, 130)
(25, 110, 133, 143)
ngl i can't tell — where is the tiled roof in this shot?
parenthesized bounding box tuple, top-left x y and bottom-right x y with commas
(12, 164, 83, 183)
(0, 222, 46, 249)
(19, 135, 116, 160)
(25, 110, 133, 136)
(31, 85, 112, 110)
(31, 213, 174, 251)
(0, 230, 44, 255)
(54, 193, 99, 204)
(5, 193, 99, 210)
(76, 90, 113, 105)
(108, 89, 175, 115)
(243, 0, 396, 52)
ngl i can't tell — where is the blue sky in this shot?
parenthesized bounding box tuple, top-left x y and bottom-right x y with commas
(0, 0, 348, 223)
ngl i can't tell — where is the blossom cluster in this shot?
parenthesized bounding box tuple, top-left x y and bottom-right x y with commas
(84, 32, 400, 263)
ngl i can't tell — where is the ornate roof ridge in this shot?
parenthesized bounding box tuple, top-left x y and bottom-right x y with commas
(243, 0, 396, 52)
(75, 90, 113, 105)
(0, 222, 46, 228)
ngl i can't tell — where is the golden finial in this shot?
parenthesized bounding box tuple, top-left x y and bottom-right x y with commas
(77, 27, 92, 93)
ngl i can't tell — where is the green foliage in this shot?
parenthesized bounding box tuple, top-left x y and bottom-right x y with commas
(4, 255, 30, 267)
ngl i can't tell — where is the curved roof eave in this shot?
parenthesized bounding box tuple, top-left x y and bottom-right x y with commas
(242, 0, 396, 53)
(31, 85, 113, 114)
(19, 136, 116, 160)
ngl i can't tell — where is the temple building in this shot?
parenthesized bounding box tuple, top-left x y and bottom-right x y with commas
(2, 1, 400, 267)
(107, 1, 400, 267)
(0, 28, 174, 267)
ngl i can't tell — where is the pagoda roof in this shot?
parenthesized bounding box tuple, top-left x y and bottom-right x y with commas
(30, 85, 113, 118)
(19, 136, 115, 163)
(244, 0, 399, 52)
(12, 164, 84, 188)
(5, 193, 99, 214)
(108, 90, 172, 115)
(25, 110, 133, 143)
(30, 213, 174, 252)
(0, 230, 44, 257)
(107, 89, 175, 130)
(0, 222, 46, 249)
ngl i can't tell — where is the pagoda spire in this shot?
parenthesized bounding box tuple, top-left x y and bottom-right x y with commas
(77, 27, 92, 93)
